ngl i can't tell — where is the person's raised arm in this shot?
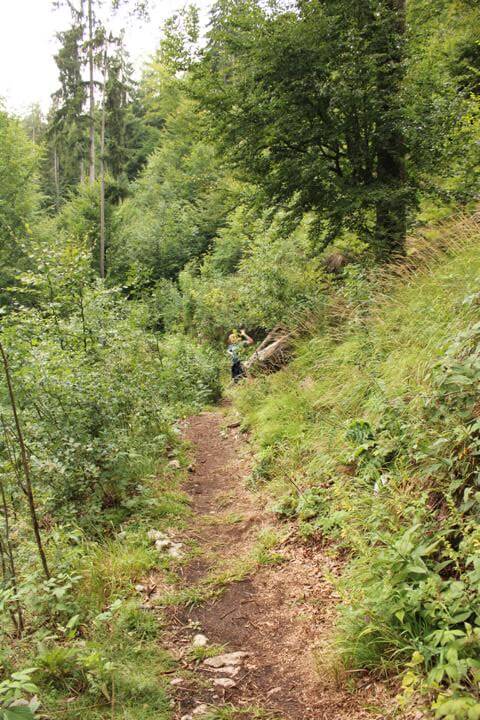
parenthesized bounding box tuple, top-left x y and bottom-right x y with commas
(240, 329, 254, 345)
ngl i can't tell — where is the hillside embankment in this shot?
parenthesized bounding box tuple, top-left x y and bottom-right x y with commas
(227, 214, 480, 719)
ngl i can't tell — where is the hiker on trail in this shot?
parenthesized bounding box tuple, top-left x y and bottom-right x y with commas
(227, 328, 253, 382)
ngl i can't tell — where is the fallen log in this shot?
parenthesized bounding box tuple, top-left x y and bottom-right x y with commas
(244, 326, 293, 374)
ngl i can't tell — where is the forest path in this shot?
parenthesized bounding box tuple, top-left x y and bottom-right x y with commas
(163, 406, 392, 720)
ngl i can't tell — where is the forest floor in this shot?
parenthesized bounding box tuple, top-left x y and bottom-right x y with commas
(149, 405, 397, 720)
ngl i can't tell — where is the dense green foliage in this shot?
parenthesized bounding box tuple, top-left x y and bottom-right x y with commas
(198, 0, 411, 256)
(111, 92, 232, 282)
(0, 110, 40, 304)
(109, 0, 479, 341)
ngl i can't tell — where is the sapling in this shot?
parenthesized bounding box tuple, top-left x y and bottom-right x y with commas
(0, 479, 24, 636)
(0, 340, 50, 579)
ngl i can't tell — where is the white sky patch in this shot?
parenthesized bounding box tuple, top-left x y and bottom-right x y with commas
(0, 0, 212, 116)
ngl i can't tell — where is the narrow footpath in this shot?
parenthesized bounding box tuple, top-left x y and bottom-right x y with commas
(163, 408, 393, 720)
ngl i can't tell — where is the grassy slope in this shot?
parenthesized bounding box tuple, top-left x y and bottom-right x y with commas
(237, 221, 480, 491)
(234, 215, 480, 714)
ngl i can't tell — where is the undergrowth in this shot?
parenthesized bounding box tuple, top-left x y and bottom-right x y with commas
(234, 215, 480, 717)
(0, 444, 191, 719)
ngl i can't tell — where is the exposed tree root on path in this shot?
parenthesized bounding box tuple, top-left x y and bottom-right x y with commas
(162, 408, 396, 720)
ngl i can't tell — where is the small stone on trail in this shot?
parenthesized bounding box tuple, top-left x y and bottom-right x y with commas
(148, 529, 168, 542)
(192, 633, 208, 647)
(192, 705, 209, 717)
(213, 677, 236, 689)
(168, 543, 184, 559)
(203, 651, 248, 668)
(155, 538, 172, 551)
(188, 464, 195, 473)
(212, 665, 239, 677)
(134, 584, 145, 593)
(180, 715, 192, 720)
(170, 678, 183, 686)
(168, 459, 181, 470)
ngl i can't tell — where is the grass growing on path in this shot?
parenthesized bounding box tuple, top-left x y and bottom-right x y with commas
(159, 526, 287, 608)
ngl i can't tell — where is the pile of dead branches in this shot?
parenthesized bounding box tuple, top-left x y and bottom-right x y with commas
(244, 325, 293, 374)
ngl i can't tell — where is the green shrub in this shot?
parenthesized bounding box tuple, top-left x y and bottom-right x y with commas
(1, 276, 220, 529)
(113, 601, 159, 641)
(178, 211, 328, 342)
(36, 645, 113, 698)
(77, 540, 155, 614)
(156, 334, 223, 411)
(297, 487, 328, 520)
(0, 668, 39, 719)
(272, 493, 298, 519)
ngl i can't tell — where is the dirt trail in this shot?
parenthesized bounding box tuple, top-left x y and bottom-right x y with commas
(165, 409, 393, 720)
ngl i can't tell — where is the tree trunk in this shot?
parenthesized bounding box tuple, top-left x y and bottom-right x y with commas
(87, 0, 96, 184)
(99, 52, 107, 279)
(0, 342, 50, 580)
(53, 144, 60, 205)
(244, 327, 293, 374)
(374, 0, 407, 261)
